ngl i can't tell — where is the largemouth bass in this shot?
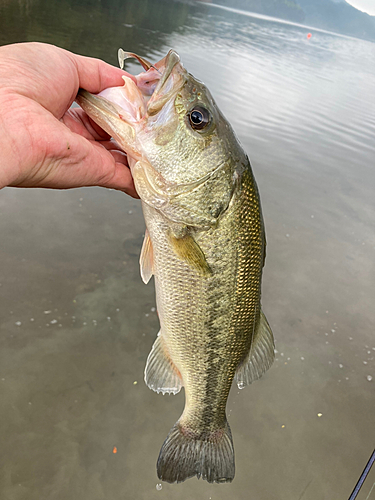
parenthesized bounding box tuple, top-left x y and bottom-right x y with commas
(76, 49, 275, 484)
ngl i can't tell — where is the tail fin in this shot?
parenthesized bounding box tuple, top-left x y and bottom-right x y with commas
(157, 420, 235, 484)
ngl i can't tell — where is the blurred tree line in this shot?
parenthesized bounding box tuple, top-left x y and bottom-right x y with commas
(0, 0, 374, 51)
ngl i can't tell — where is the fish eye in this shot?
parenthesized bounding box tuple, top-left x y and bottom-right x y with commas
(188, 106, 211, 131)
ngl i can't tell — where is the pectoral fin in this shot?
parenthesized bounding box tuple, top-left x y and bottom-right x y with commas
(168, 232, 212, 277)
(235, 309, 275, 388)
(140, 229, 154, 284)
(144, 332, 183, 395)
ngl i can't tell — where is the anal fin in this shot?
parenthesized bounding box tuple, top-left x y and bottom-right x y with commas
(144, 332, 183, 395)
(235, 309, 275, 388)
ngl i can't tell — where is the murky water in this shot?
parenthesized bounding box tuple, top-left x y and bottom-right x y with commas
(0, 1, 374, 499)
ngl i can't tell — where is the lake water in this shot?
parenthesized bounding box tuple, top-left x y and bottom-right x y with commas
(0, 0, 374, 499)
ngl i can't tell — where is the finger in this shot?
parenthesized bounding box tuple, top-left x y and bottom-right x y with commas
(107, 149, 129, 166)
(9, 117, 138, 197)
(99, 148, 138, 197)
(108, 162, 139, 198)
(63, 109, 130, 160)
(63, 107, 111, 141)
(79, 140, 138, 197)
(67, 50, 137, 94)
(64, 135, 138, 196)
(59, 110, 137, 196)
(99, 140, 126, 153)
(62, 109, 128, 161)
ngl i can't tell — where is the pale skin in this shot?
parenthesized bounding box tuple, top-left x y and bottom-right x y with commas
(0, 42, 138, 197)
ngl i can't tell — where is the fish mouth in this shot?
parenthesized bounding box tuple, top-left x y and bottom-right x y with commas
(144, 49, 183, 115)
(75, 49, 186, 160)
(118, 48, 184, 115)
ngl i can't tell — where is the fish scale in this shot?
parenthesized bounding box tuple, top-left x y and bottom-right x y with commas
(76, 48, 275, 484)
(143, 161, 264, 436)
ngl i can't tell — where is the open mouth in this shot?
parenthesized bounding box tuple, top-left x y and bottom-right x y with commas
(75, 49, 185, 159)
(116, 48, 183, 116)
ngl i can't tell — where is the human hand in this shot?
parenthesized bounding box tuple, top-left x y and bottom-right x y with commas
(0, 42, 138, 197)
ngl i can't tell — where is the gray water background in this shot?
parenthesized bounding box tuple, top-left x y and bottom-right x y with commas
(0, 0, 374, 499)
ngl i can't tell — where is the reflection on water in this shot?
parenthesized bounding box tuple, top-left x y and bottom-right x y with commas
(0, 1, 374, 499)
(0, 0, 193, 62)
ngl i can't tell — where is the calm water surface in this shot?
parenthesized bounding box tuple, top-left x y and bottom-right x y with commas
(0, 1, 374, 499)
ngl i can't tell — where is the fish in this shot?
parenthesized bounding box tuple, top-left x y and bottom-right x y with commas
(76, 49, 275, 484)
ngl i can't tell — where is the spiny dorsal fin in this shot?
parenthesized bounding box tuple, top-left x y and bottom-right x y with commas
(235, 309, 275, 388)
(168, 232, 212, 277)
(140, 229, 154, 284)
(144, 332, 183, 395)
